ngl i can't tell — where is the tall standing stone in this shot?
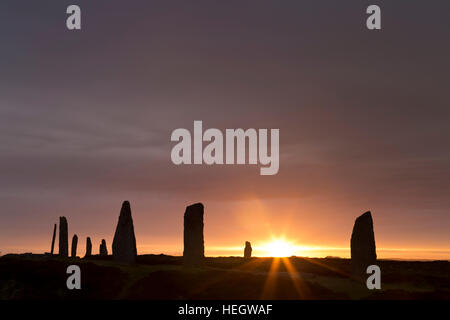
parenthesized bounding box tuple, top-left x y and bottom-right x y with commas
(50, 223, 57, 255)
(351, 211, 377, 277)
(59, 217, 68, 257)
(71, 234, 78, 258)
(244, 241, 252, 259)
(99, 239, 108, 256)
(183, 203, 204, 267)
(85, 237, 92, 257)
(112, 201, 137, 263)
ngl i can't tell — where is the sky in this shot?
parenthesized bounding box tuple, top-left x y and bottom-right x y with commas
(0, 1, 449, 259)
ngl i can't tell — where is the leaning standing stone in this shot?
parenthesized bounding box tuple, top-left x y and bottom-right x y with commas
(50, 223, 57, 255)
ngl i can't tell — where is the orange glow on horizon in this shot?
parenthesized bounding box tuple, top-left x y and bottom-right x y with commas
(2, 241, 450, 261)
(261, 237, 297, 257)
(204, 244, 450, 261)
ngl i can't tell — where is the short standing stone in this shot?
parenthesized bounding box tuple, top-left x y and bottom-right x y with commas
(71, 234, 78, 258)
(85, 237, 92, 257)
(112, 201, 137, 263)
(59, 217, 68, 257)
(99, 239, 108, 256)
(244, 241, 252, 259)
(351, 211, 377, 277)
(183, 203, 204, 267)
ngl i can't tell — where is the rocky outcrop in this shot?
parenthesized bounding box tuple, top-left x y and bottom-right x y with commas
(71, 235, 78, 258)
(351, 211, 377, 277)
(244, 241, 252, 259)
(112, 201, 137, 263)
(99, 239, 108, 256)
(183, 203, 204, 267)
(59, 217, 68, 257)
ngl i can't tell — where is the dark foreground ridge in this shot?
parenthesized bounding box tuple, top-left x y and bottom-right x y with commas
(0, 254, 449, 300)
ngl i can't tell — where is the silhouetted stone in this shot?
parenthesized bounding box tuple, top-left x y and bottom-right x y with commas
(50, 224, 57, 255)
(59, 217, 68, 257)
(85, 237, 92, 257)
(71, 235, 78, 258)
(351, 211, 377, 277)
(99, 239, 108, 256)
(112, 201, 137, 263)
(183, 203, 204, 267)
(244, 241, 252, 259)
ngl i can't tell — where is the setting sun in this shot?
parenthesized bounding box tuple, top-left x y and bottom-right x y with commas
(263, 239, 296, 257)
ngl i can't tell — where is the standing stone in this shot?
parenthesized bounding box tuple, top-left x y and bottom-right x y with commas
(59, 217, 68, 257)
(183, 203, 204, 267)
(244, 241, 252, 259)
(71, 234, 78, 258)
(99, 239, 108, 256)
(351, 211, 377, 277)
(112, 201, 137, 263)
(85, 237, 92, 257)
(50, 224, 57, 255)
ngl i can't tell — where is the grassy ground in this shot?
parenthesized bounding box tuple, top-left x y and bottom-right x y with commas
(0, 254, 449, 300)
